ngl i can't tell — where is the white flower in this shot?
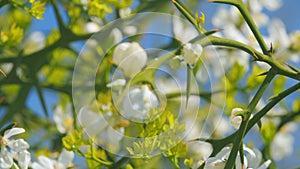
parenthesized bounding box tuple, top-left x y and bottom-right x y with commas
(7, 139, 30, 153)
(0, 127, 31, 169)
(230, 108, 244, 129)
(121, 85, 159, 121)
(1, 128, 25, 146)
(77, 106, 125, 152)
(204, 145, 271, 169)
(18, 150, 31, 169)
(187, 141, 213, 169)
(53, 103, 74, 134)
(246, 147, 271, 169)
(204, 146, 238, 169)
(77, 106, 110, 136)
(182, 43, 203, 65)
(31, 149, 74, 169)
(84, 22, 101, 33)
(119, 8, 131, 18)
(113, 42, 147, 77)
(0, 150, 13, 169)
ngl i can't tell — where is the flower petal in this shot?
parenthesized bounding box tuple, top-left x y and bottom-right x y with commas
(18, 150, 31, 169)
(58, 149, 74, 167)
(8, 139, 30, 153)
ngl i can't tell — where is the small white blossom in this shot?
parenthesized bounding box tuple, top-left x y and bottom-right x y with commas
(113, 42, 147, 77)
(84, 22, 101, 33)
(0, 127, 31, 169)
(121, 85, 159, 121)
(230, 108, 244, 129)
(31, 149, 74, 169)
(204, 145, 271, 169)
(119, 8, 131, 18)
(53, 103, 74, 134)
(182, 43, 203, 65)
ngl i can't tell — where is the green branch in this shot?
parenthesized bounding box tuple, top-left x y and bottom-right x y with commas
(201, 36, 300, 81)
(224, 69, 275, 169)
(209, 0, 269, 54)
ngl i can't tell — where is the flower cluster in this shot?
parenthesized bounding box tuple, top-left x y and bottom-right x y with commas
(0, 127, 31, 169)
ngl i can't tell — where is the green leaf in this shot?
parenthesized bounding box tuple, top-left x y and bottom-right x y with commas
(164, 141, 188, 168)
(25, 1, 46, 20)
(88, 1, 112, 18)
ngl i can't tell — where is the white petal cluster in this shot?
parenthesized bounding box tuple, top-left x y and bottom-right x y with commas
(77, 106, 124, 152)
(53, 103, 74, 134)
(113, 42, 147, 78)
(204, 145, 271, 169)
(121, 85, 159, 121)
(230, 108, 244, 129)
(0, 127, 31, 169)
(31, 149, 74, 169)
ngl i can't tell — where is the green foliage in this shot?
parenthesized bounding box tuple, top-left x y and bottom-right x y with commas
(25, 0, 46, 20)
(0, 0, 300, 168)
(164, 141, 188, 168)
(87, 1, 112, 18)
(0, 23, 24, 47)
(62, 129, 86, 151)
(10, 0, 46, 20)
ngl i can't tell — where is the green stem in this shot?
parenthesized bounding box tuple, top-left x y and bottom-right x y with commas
(224, 69, 276, 169)
(247, 82, 300, 132)
(201, 36, 300, 81)
(235, 1, 269, 54)
(209, 0, 269, 54)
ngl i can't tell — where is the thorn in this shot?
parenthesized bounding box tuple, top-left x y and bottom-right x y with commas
(107, 58, 115, 65)
(0, 96, 5, 104)
(285, 63, 300, 73)
(270, 43, 273, 53)
(216, 28, 223, 32)
(172, 0, 176, 3)
(252, 52, 259, 60)
(13, 122, 20, 126)
(267, 95, 277, 102)
(257, 71, 268, 76)
(0, 68, 7, 77)
(207, 0, 214, 2)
